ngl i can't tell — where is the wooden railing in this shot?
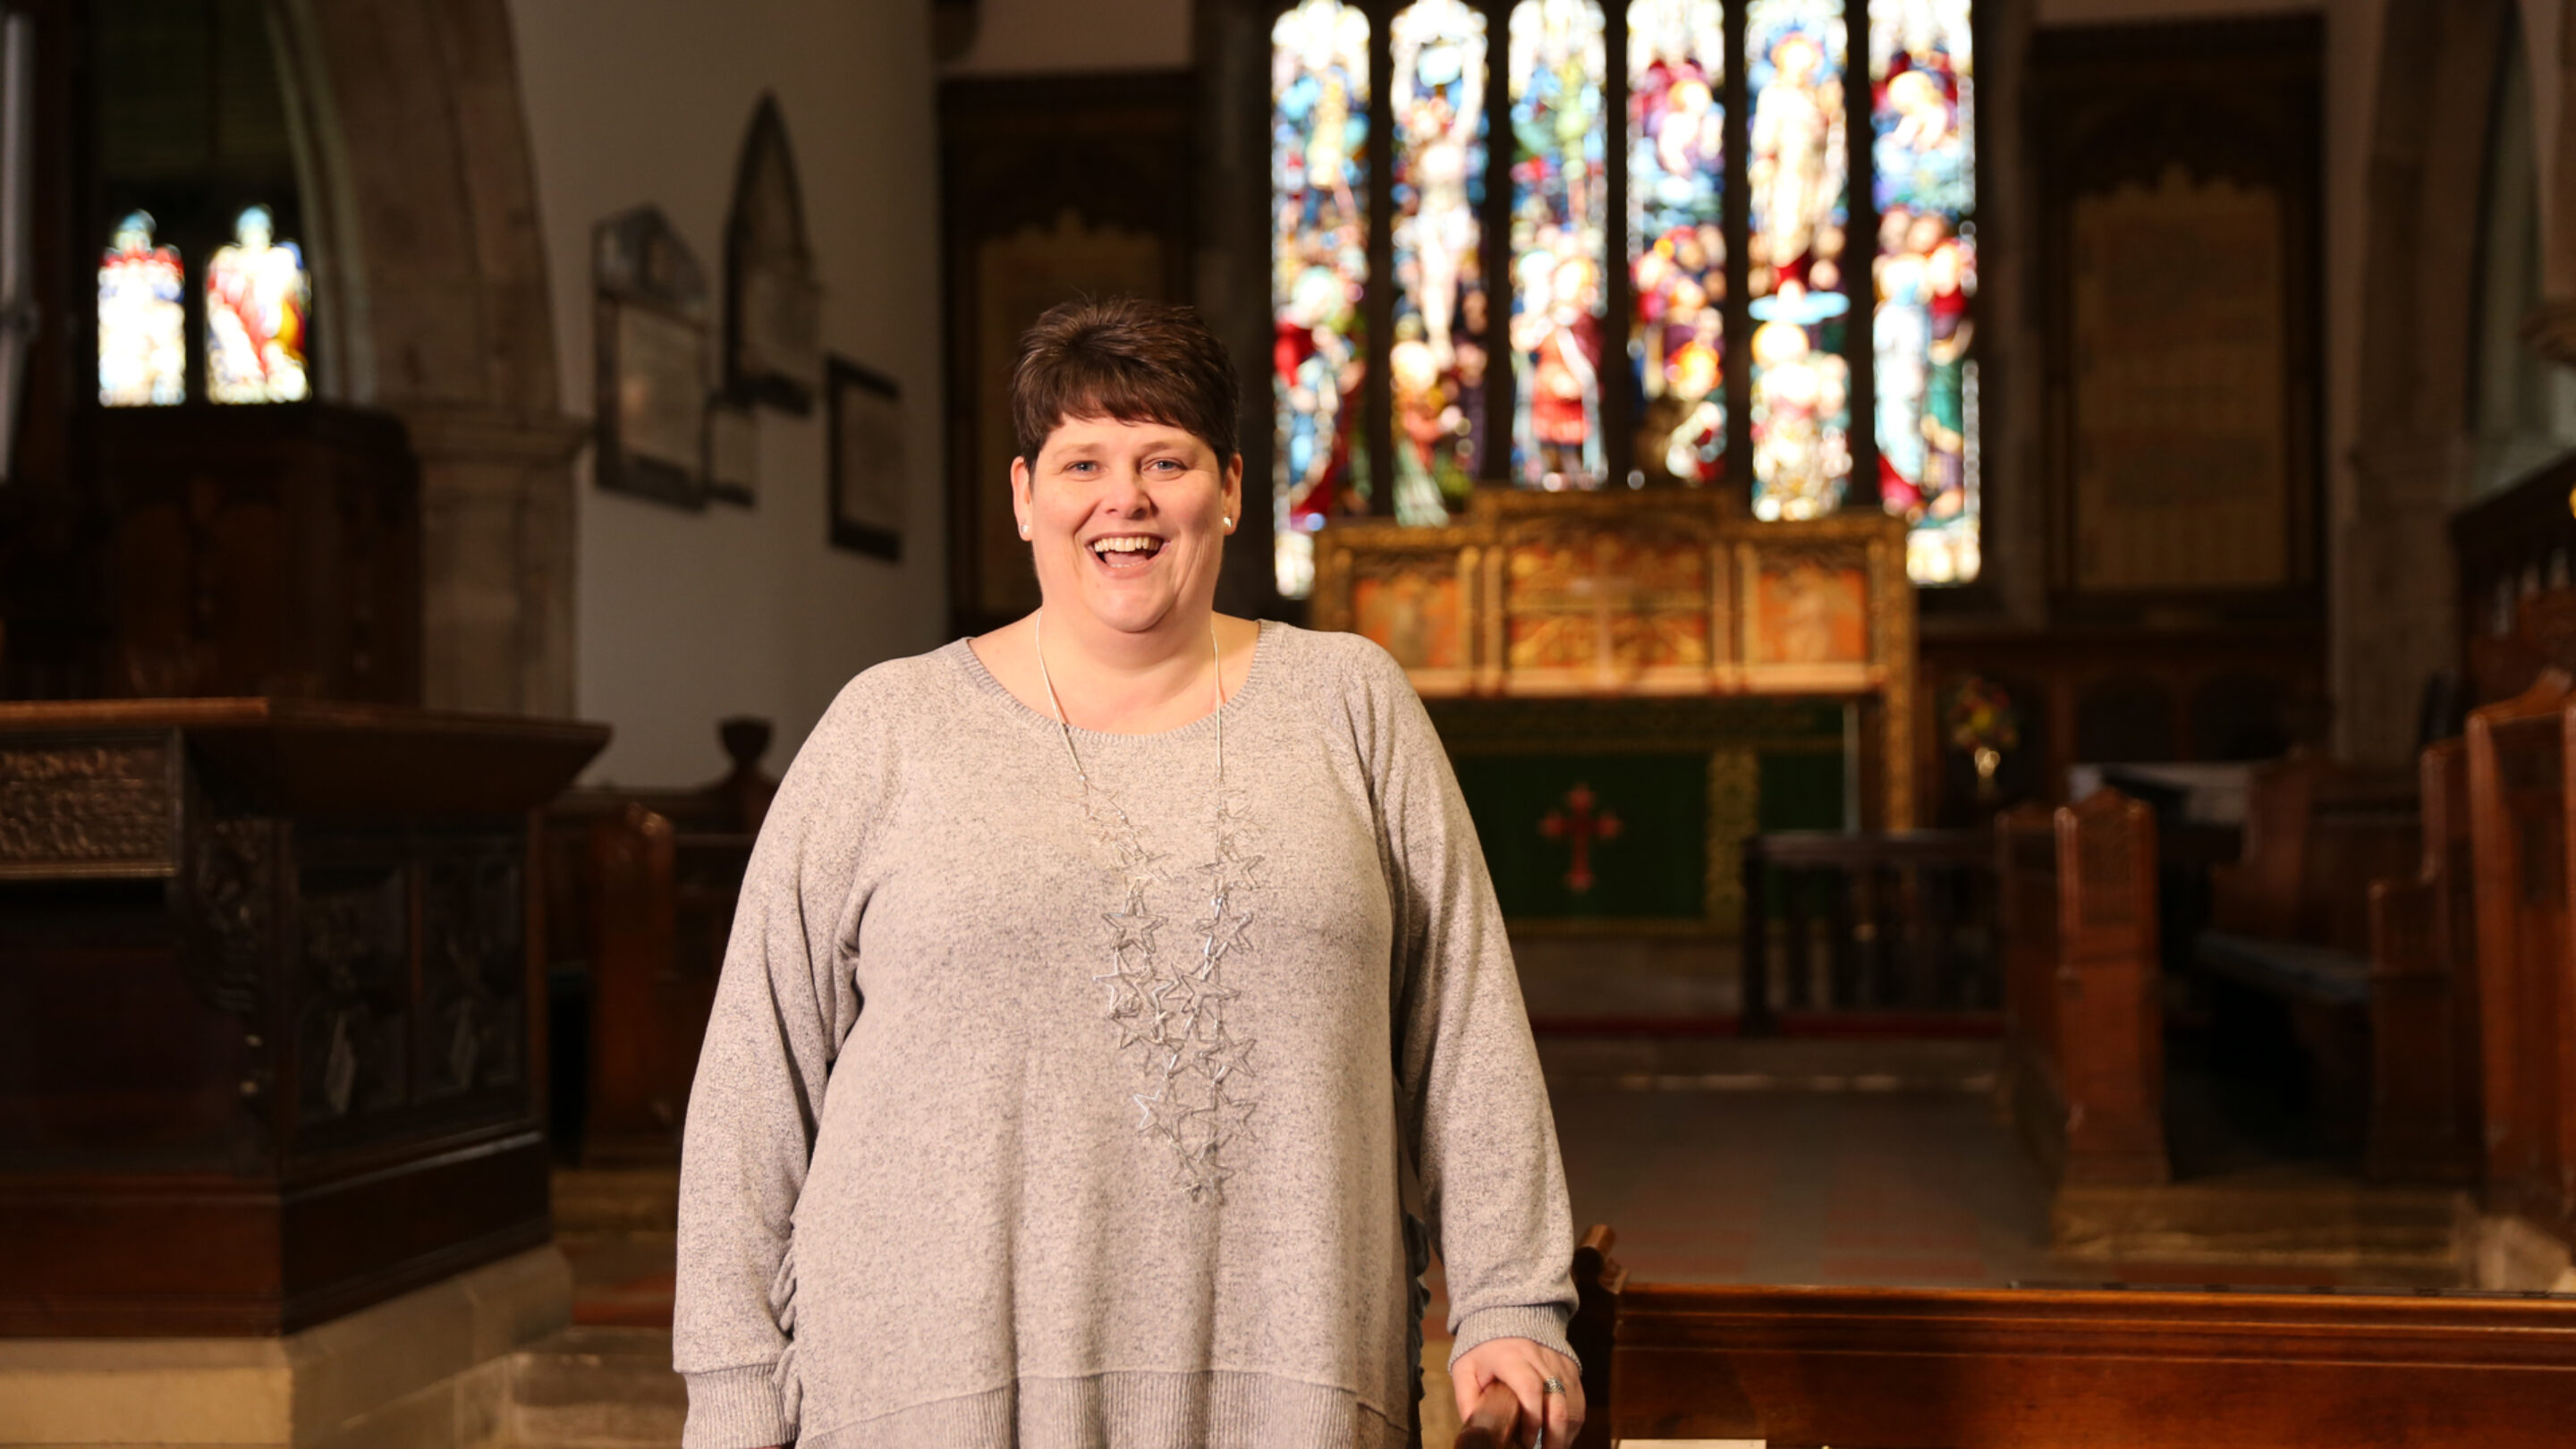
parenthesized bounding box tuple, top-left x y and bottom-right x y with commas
(1737, 830, 1998, 1034)
(1998, 790, 2167, 1186)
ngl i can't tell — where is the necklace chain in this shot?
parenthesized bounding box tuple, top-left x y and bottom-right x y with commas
(1032, 613, 1224, 793)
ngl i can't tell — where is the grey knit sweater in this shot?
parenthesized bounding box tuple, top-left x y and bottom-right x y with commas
(673, 622, 1576, 1449)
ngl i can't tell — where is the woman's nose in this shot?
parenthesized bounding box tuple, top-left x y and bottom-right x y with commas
(1097, 468, 1153, 513)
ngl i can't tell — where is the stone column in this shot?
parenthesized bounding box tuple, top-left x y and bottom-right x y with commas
(282, 0, 582, 716)
(402, 406, 588, 716)
(2338, 436, 2465, 763)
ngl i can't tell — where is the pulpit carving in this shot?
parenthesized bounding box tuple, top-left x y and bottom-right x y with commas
(0, 738, 178, 877)
(423, 851, 527, 1097)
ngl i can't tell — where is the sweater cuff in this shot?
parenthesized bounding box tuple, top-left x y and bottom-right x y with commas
(1448, 1304, 1580, 1368)
(681, 1364, 792, 1449)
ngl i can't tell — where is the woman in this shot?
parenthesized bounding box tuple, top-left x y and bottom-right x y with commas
(674, 297, 1583, 1449)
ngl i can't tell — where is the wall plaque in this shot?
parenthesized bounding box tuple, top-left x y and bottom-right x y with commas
(2071, 167, 2290, 591)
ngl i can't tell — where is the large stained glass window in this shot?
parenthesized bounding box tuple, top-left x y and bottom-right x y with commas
(206, 204, 310, 404)
(1870, 0, 1977, 582)
(1266, 0, 1977, 594)
(1272, 0, 1372, 597)
(1506, 0, 1608, 489)
(1628, 0, 1725, 486)
(1745, 0, 1851, 522)
(98, 211, 184, 407)
(1391, 0, 1489, 524)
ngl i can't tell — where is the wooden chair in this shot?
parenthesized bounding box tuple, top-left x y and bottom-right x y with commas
(1572, 1223, 2576, 1447)
(2465, 669, 2576, 1239)
(1997, 790, 2166, 1187)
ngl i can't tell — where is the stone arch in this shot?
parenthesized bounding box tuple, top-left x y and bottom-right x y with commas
(269, 0, 581, 715)
(2343, 0, 2517, 762)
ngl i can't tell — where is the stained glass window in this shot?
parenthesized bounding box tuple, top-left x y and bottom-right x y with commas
(1744, 0, 1852, 523)
(205, 204, 309, 404)
(98, 210, 184, 407)
(1271, 0, 1372, 597)
(1628, 0, 1727, 486)
(1507, 0, 1608, 489)
(1870, 0, 1977, 581)
(1390, 0, 1489, 525)
(1266, 0, 1979, 596)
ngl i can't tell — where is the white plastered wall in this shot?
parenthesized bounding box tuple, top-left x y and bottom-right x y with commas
(506, 0, 945, 787)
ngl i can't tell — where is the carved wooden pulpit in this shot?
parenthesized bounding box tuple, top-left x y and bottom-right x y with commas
(0, 699, 607, 1334)
(1314, 491, 1916, 931)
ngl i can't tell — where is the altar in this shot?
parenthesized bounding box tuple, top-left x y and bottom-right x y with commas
(1312, 491, 1917, 931)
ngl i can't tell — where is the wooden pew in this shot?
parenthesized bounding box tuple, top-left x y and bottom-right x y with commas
(1997, 789, 2167, 1186)
(542, 718, 777, 1165)
(1574, 1225, 2576, 1448)
(2196, 758, 2420, 1150)
(2466, 669, 2576, 1240)
(2365, 740, 2482, 1182)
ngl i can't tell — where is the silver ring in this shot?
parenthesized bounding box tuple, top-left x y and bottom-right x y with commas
(1542, 1376, 1568, 1395)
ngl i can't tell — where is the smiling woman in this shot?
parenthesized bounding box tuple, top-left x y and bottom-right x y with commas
(672, 296, 1589, 1449)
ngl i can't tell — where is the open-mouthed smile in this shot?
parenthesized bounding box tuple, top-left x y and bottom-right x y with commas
(1086, 534, 1166, 573)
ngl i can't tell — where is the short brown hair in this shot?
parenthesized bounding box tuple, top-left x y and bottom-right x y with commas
(1011, 297, 1240, 465)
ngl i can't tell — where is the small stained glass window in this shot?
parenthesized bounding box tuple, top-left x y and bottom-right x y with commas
(98, 210, 185, 407)
(1745, 0, 1852, 523)
(1628, 0, 1727, 487)
(205, 204, 309, 404)
(1870, 0, 1978, 582)
(1271, 0, 1372, 598)
(1507, 0, 1609, 489)
(1390, 0, 1489, 524)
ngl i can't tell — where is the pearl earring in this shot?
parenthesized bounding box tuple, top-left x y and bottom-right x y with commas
(1222, 516, 1233, 529)
(1019, 524, 1031, 538)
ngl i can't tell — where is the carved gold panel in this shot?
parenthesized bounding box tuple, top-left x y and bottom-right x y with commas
(0, 734, 181, 879)
(1310, 490, 1919, 826)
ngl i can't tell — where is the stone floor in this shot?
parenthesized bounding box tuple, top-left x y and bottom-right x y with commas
(547, 1032, 2467, 1446)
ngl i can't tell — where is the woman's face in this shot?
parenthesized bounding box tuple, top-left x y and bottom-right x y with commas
(1013, 415, 1242, 640)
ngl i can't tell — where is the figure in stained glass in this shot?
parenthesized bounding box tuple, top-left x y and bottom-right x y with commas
(1272, 0, 1372, 597)
(1745, 0, 1852, 521)
(98, 211, 184, 407)
(1391, 0, 1489, 521)
(205, 205, 310, 404)
(1627, 0, 1727, 485)
(1507, 0, 1607, 488)
(1870, 0, 1978, 581)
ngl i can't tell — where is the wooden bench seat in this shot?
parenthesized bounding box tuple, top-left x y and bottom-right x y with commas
(1571, 1225, 2576, 1448)
(2195, 929, 2373, 1006)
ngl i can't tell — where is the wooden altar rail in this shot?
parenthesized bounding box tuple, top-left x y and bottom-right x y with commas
(1997, 790, 2168, 1186)
(2464, 671, 2576, 1239)
(1737, 831, 1998, 1036)
(1572, 1222, 2576, 1448)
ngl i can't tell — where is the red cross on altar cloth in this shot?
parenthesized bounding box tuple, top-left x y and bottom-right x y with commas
(1539, 783, 1622, 894)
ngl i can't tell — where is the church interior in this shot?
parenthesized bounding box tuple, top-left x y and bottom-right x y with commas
(9, 0, 2576, 1444)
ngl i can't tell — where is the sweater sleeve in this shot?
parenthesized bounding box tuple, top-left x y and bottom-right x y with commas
(672, 678, 881, 1448)
(1351, 642, 1580, 1366)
